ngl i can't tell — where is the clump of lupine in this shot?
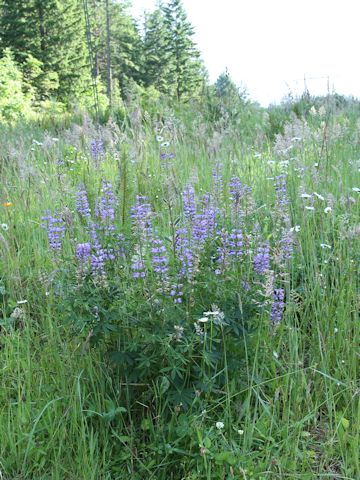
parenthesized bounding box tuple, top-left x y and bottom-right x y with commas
(41, 169, 299, 331)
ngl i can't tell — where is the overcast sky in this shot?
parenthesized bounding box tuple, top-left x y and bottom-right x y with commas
(130, 0, 360, 106)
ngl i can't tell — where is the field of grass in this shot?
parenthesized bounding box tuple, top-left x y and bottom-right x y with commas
(0, 104, 359, 479)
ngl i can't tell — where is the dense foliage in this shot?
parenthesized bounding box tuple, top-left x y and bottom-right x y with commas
(0, 1, 359, 478)
(0, 95, 359, 478)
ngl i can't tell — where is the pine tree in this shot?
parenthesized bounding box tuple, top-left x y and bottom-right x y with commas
(0, 0, 90, 102)
(162, 0, 204, 100)
(86, 0, 143, 100)
(143, 8, 171, 94)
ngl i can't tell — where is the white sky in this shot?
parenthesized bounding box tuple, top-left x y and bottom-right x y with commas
(130, 0, 360, 106)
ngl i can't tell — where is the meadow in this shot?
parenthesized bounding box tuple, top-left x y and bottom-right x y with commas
(0, 100, 359, 479)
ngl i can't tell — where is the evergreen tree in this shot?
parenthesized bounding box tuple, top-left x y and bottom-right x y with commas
(162, 0, 204, 100)
(143, 8, 171, 94)
(86, 0, 143, 101)
(0, 0, 90, 102)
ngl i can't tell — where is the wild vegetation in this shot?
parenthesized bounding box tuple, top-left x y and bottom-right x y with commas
(0, 1, 359, 479)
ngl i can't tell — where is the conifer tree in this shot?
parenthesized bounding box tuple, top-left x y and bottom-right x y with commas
(162, 0, 204, 100)
(0, 0, 90, 102)
(143, 8, 171, 94)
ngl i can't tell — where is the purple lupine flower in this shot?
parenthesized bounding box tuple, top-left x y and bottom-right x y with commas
(41, 211, 65, 251)
(131, 195, 153, 242)
(274, 175, 289, 208)
(212, 162, 223, 208)
(227, 228, 243, 259)
(182, 184, 196, 221)
(279, 229, 294, 262)
(215, 229, 230, 275)
(271, 288, 285, 325)
(151, 238, 169, 278)
(160, 153, 176, 160)
(76, 242, 91, 266)
(175, 227, 194, 279)
(88, 222, 106, 277)
(228, 177, 252, 223)
(229, 177, 252, 205)
(253, 242, 270, 274)
(131, 250, 146, 278)
(192, 194, 217, 246)
(170, 283, 183, 304)
(90, 138, 104, 160)
(76, 183, 91, 219)
(95, 180, 116, 233)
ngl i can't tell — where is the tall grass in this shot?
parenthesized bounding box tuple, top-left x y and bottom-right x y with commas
(0, 105, 359, 479)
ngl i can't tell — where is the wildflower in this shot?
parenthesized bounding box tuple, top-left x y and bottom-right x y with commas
(279, 229, 294, 262)
(176, 228, 194, 279)
(314, 192, 325, 201)
(290, 225, 301, 232)
(41, 211, 65, 251)
(170, 283, 183, 304)
(151, 238, 169, 278)
(270, 289, 285, 325)
(305, 206, 315, 211)
(156, 135, 164, 142)
(229, 176, 252, 216)
(300, 193, 312, 199)
(352, 187, 360, 193)
(131, 195, 153, 242)
(88, 223, 107, 278)
(216, 422, 224, 430)
(90, 138, 104, 160)
(334, 327, 338, 334)
(238, 429, 244, 435)
(160, 153, 175, 160)
(160, 141, 170, 147)
(76, 183, 91, 219)
(1, 223, 9, 231)
(320, 243, 332, 249)
(227, 228, 244, 259)
(95, 180, 116, 232)
(253, 242, 270, 274)
(10, 307, 25, 320)
(324, 206, 332, 214)
(17, 300, 28, 305)
(173, 325, 184, 341)
(182, 184, 196, 220)
(194, 321, 204, 338)
(197, 317, 209, 323)
(2, 202, 13, 207)
(76, 242, 91, 265)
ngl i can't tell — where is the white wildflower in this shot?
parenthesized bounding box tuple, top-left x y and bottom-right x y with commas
(305, 206, 315, 211)
(198, 317, 209, 323)
(290, 225, 301, 233)
(300, 193, 312, 199)
(273, 351, 279, 359)
(156, 135, 164, 142)
(334, 327, 338, 334)
(352, 187, 360, 193)
(17, 300, 28, 305)
(1, 223, 9, 231)
(216, 421, 224, 430)
(324, 206, 332, 214)
(161, 141, 170, 147)
(320, 243, 332, 249)
(237, 429, 244, 435)
(313, 192, 325, 201)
